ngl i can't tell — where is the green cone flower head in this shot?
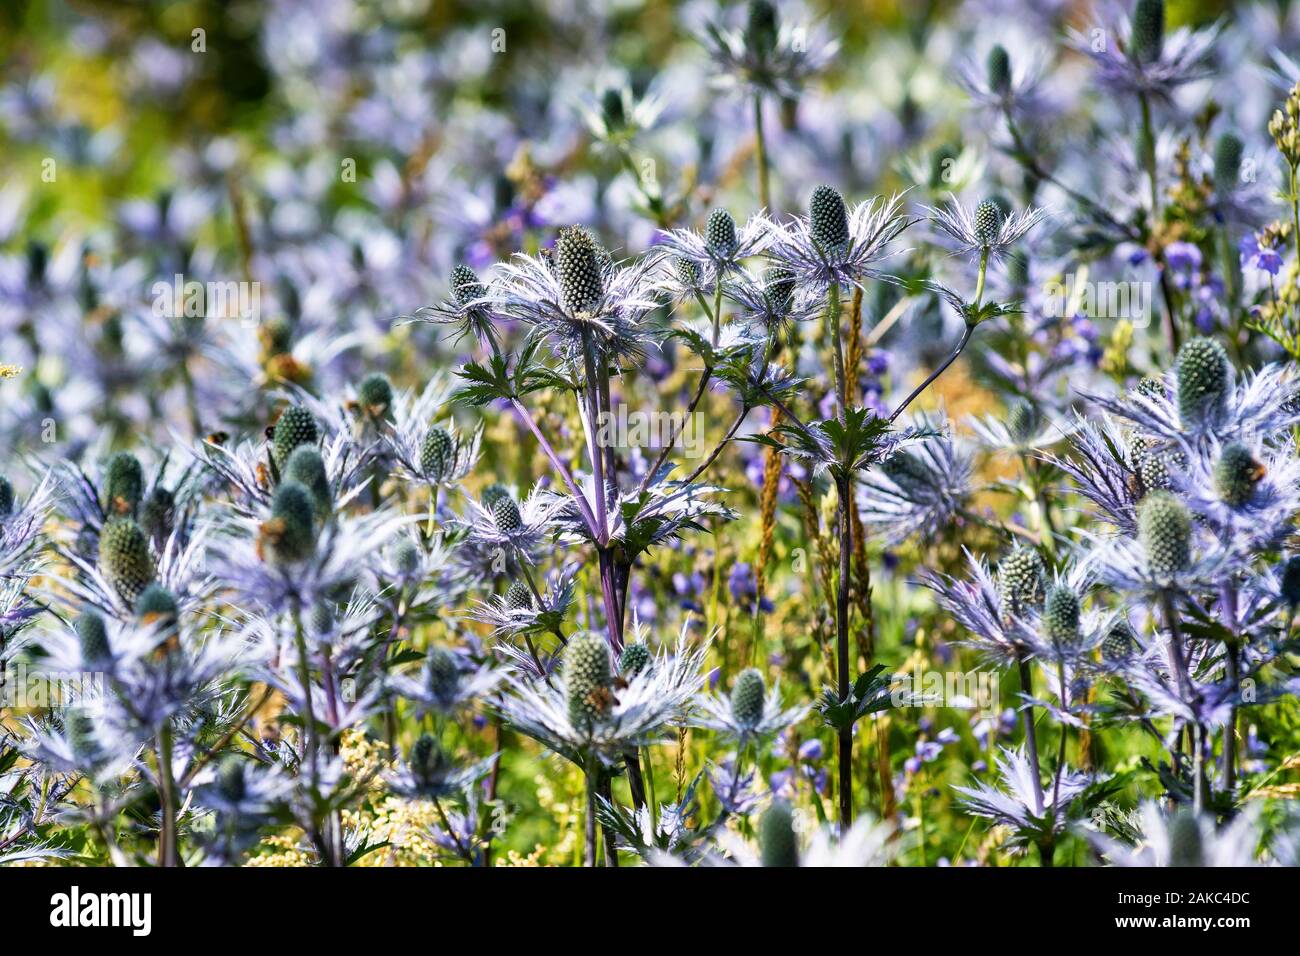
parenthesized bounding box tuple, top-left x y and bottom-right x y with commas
(565, 632, 613, 728)
(263, 481, 317, 565)
(308, 601, 335, 637)
(420, 426, 454, 482)
(1138, 491, 1191, 578)
(491, 495, 523, 533)
(987, 44, 1011, 94)
(1213, 132, 1244, 194)
(272, 404, 318, 468)
(481, 482, 511, 508)
(75, 610, 111, 663)
(929, 144, 959, 189)
(139, 485, 175, 546)
(674, 256, 701, 289)
(0, 475, 13, 517)
(136, 583, 179, 630)
(1101, 621, 1133, 662)
(997, 546, 1046, 618)
(1175, 336, 1230, 426)
(426, 646, 461, 702)
(1213, 442, 1263, 507)
(284, 445, 332, 518)
(1132, 0, 1165, 65)
(1005, 397, 1040, 445)
(504, 582, 534, 611)
(600, 87, 626, 131)
(705, 208, 738, 257)
(66, 709, 104, 769)
(762, 266, 796, 315)
(882, 450, 931, 497)
(99, 517, 155, 605)
(809, 185, 850, 254)
(104, 451, 144, 516)
(745, 0, 779, 58)
(973, 199, 1004, 247)
(1042, 585, 1081, 647)
(759, 800, 799, 867)
(357, 373, 394, 420)
(554, 226, 605, 315)
(730, 667, 766, 728)
(410, 733, 449, 786)
(619, 640, 650, 676)
(449, 264, 487, 307)
(1135, 447, 1174, 495)
(1168, 808, 1204, 867)
(1135, 375, 1168, 403)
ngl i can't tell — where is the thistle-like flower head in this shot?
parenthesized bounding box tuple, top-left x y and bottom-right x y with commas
(284, 446, 333, 519)
(619, 640, 650, 676)
(565, 631, 614, 729)
(103, 452, 144, 517)
(261, 481, 317, 565)
(99, 517, 155, 606)
(1175, 336, 1231, 427)
(764, 190, 911, 295)
(759, 800, 799, 867)
(729, 668, 766, 729)
(998, 546, 1046, 620)
(927, 195, 1048, 263)
(1137, 491, 1190, 579)
(272, 405, 319, 469)
(1041, 584, 1081, 648)
(1213, 442, 1264, 507)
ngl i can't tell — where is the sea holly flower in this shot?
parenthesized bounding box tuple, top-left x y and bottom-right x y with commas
(1088, 803, 1264, 867)
(497, 631, 707, 766)
(926, 196, 1048, 265)
(953, 747, 1100, 853)
(764, 187, 911, 297)
(651, 809, 899, 867)
(578, 80, 667, 148)
(389, 644, 504, 717)
(956, 42, 1049, 119)
(380, 374, 480, 491)
(699, 0, 837, 99)
(722, 265, 821, 337)
(385, 734, 499, 801)
(656, 210, 771, 293)
(467, 564, 577, 639)
(857, 415, 973, 545)
(1089, 347, 1300, 445)
(1066, 0, 1220, 105)
(403, 264, 507, 350)
(492, 226, 663, 364)
(692, 667, 808, 745)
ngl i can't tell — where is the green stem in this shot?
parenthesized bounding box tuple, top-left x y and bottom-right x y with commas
(753, 92, 770, 211)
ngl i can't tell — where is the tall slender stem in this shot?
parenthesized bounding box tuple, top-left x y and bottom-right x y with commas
(835, 471, 853, 828)
(753, 92, 770, 211)
(889, 323, 974, 424)
(1017, 656, 1045, 816)
(156, 722, 179, 867)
